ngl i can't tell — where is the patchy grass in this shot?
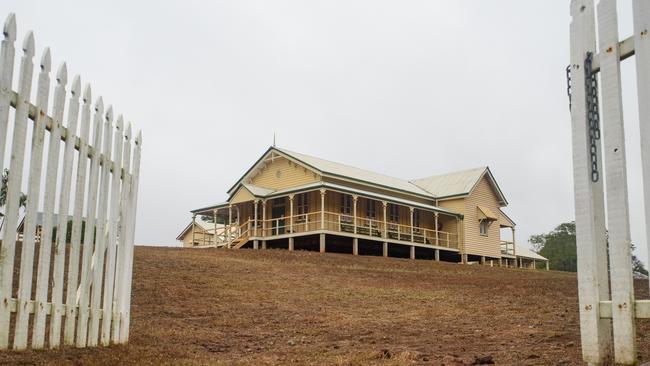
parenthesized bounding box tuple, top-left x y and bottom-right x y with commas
(0, 246, 648, 365)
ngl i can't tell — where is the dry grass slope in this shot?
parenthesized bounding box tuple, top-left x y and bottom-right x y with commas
(0, 246, 648, 365)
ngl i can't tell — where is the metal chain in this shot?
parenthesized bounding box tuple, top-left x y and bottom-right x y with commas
(584, 52, 601, 183)
(566, 65, 572, 111)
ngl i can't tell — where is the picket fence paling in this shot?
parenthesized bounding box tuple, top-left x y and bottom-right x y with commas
(0, 29, 35, 350)
(63, 85, 92, 345)
(114, 123, 133, 341)
(87, 106, 114, 347)
(103, 116, 124, 345)
(14, 45, 51, 351)
(0, 12, 142, 350)
(74, 97, 105, 347)
(49, 76, 81, 347)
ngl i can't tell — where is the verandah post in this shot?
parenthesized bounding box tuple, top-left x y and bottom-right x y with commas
(382, 202, 387, 239)
(228, 205, 232, 248)
(409, 207, 414, 243)
(191, 214, 196, 245)
(253, 200, 258, 237)
(352, 195, 358, 234)
(262, 200, 267, 240)
(434, 212, 439, 247)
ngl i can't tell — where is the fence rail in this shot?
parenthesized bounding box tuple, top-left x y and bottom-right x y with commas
(0, 13, 142, 350)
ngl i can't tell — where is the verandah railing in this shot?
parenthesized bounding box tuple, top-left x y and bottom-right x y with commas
(222, 210, 458, 249)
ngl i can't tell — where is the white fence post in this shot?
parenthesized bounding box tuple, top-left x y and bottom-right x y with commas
(0, 13, 141, 350)
(634, 0, 650, 296)
(569, 0, 612, 363)
(597, 0, 636, 363)
(571, 1, 650, 364)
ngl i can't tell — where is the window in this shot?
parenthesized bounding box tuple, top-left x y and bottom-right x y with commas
(366, 200, 376, 219)
(389, 204, 399, 222)
(413, 210, 420, 228)
(296, 193, 308, 215)
(341, 194, 352, 215)
(480, 220, 489, 236)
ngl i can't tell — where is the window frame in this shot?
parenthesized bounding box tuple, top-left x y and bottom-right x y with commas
(479, 220, 489, 236)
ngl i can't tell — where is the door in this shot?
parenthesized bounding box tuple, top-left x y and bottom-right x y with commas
(271, 198, 286, 235)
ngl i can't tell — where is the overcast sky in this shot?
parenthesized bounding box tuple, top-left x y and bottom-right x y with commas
(3, 0, 647, 266)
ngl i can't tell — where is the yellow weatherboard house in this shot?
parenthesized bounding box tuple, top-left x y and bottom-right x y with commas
(183, 146, 548, 269)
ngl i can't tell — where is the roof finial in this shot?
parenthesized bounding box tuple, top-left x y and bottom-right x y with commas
(273, 132, 276, 147)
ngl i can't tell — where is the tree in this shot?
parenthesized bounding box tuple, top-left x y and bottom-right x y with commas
(631, 244, 649, 277)
(529, 222, 577, 272)
(51, 220, 96, 244)
(530, 221, 649, 276)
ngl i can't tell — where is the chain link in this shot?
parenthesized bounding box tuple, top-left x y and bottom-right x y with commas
(584, 52, 601, 183)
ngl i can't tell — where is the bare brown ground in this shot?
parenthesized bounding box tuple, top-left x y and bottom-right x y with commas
(0, 246, 648, 365)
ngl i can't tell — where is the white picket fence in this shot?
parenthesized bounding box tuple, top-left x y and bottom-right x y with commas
(0, 13, 142, 350)
(569, 0, 649, 365)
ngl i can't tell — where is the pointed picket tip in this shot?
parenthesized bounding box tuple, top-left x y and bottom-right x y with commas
(3, 13, 16, 42)
(105, 105, 114, 122)
(22, 31, 34, 57)
(116, 115, 124, 131)
(56, 62, 67, 85)
(71, 75, 81, 96)
(124, 122, 132, 141)
(94, 96, 104, 112)
(136, 130, 142, 146)
(83, 83, 91, 103)
(40, 47, 51, 72)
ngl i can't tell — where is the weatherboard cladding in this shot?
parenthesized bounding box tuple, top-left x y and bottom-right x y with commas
(462, 177, 503, 258)
(250, 155, 321, 191)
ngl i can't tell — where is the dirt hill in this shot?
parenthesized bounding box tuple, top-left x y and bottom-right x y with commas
(1, 246, 648, 365)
